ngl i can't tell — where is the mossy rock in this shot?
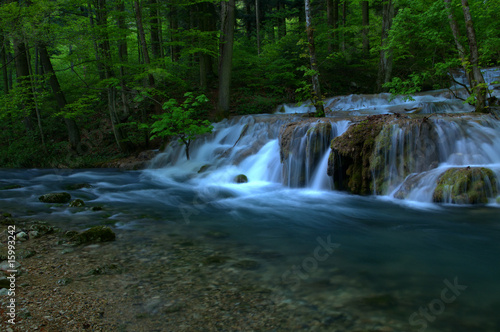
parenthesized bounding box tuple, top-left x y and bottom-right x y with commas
(358, 294, 398, 309)
(198, 164, 211, 174)
(0, 184, 22, 190)
(74, 226, 116, 244)
(204, 231, 230, 239)
(29, 222, 55, 235)
(433, 167, 498, 204)
(232, 259, 260, 270)
(65, 183, 92, 190)
(203, 255, 230, 265)
(39, 192, 71, 204)
(234, 174, 248, 183)
(69, 199, 85, 207)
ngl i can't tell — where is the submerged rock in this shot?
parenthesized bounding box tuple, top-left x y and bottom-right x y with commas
(69, 199, 85, 207)
(74, 226, 116, 244)
(0, 184, 22, 190)
(65, 183, 92, 190)
(433, 167, 498, 204)
(39, 192, 71, 204)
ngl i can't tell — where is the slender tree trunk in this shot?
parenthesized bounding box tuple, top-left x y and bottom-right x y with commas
(305, 0, 324, 116)
(26, 46, 46, 151)
(39, 44, 81, 149)
(134, 0, 155, 88)
(341, 0, 347, 53)
(1, 33, 8, 95)
(89, 1, 105, 80)
(198, 2, 215, 90)
(117, 0, 130, 118)
(361, 1, 369, 55)
(376, 0, 394, 92)
(170, 5, 180, 62)
(13, 38, 34, 132)
(461, 0, 486, 112)
(149, 0, 162, 60)
(96, 0, 131, 152)
(255, 0, 260, 55)
(217, 0, 236, 119)
(277, 0, 286, 39)
(443, 0, 472, 86)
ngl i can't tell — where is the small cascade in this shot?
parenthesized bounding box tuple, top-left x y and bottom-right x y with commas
(279, 120, 350, 188)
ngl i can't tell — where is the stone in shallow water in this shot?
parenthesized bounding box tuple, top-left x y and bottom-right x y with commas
(234, 174, 248, 183)
(38, 192, 71, 204)
(69, 199, 85, 207)
(232, 259, 260, 270)
(433, 167, 498, 204)
(74, 226, 116, 244)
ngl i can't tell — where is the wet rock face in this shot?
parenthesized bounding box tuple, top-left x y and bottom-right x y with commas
(328, 114, 441, 195)
(39, 192, 71, 204)
(432, 167, 498, 204)
(328, 115, 388, 195)
(279, 119, 332, 187)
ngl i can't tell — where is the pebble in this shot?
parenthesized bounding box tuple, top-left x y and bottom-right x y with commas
(16, 231, 28, 241)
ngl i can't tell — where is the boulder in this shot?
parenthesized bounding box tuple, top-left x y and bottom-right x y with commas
(432, 167, 498, 204)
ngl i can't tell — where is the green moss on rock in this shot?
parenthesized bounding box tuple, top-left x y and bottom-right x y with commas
(433, 167, 498, 204)
(39, 192, 71, 204)
(234, 174, 248, 183)
(74, 226, 116, 244)
(69, 199, 85, 207)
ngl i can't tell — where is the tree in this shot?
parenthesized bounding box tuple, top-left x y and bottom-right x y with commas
(305, 0, 324, 116)
(150, 92, 213, 160)
(376, 0, 394, 92)
(217, 0, 236, 119)
(39, 44, 81, 149)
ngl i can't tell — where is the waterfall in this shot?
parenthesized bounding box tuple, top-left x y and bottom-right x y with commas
(148, 70, 500, 205)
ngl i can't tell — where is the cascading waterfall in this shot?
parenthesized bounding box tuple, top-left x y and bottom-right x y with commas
(149, 69, 500, 205)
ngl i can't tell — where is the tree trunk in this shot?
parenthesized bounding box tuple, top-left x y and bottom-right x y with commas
(13, 38, 34, 132)
(149, 0, 162, 59)
(1, 33, 8, 95)
(361, 1, 369, 55)
(376, 0, 394, 92)
(134, 0, 155, 88)
(26, 46, 46, 151)
(277, 0, 286, 39)
(39, 44, 81, 149)
(117, 0, 130, 118)
(217, 0, 236, 119)
(169, 5, 180, 62)
(443, 0, 473, 87)
(341, 0, 347, 52)
(255, 0, 260, 55)
(461, 0, 487, 112)
(96, 0, 131, 152)
(198, 2, 215, 90)
(305, 0, 324, 116)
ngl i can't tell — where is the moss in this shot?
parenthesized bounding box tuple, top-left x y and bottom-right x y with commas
(74, 226, 116, 244)
(234, 174, 248, 183)
(38, 192, 71, 204)
(433, 167, 498, 204)
(69, 199, 85, 207)
(330, 115, 389, 195)
(0, 184, 22, 190)
(65, 183, 92, 190)
(232, 259, 260, 270)
(203, 255, 230, 265)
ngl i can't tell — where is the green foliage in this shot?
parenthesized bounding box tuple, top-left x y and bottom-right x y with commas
(150, 92, 213, 160)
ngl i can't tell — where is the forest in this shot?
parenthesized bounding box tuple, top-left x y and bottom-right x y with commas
(0, 0, 498, 168)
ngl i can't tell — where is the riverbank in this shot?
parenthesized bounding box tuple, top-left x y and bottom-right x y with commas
(0, 213, 371, 332)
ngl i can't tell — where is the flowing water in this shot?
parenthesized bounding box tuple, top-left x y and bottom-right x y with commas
(1, 70, 500, 331)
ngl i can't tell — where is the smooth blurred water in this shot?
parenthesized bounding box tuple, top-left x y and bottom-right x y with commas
(1, 167, 499, 331)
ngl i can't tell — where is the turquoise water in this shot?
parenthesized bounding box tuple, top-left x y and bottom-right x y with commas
(1, 168, 499, 331)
